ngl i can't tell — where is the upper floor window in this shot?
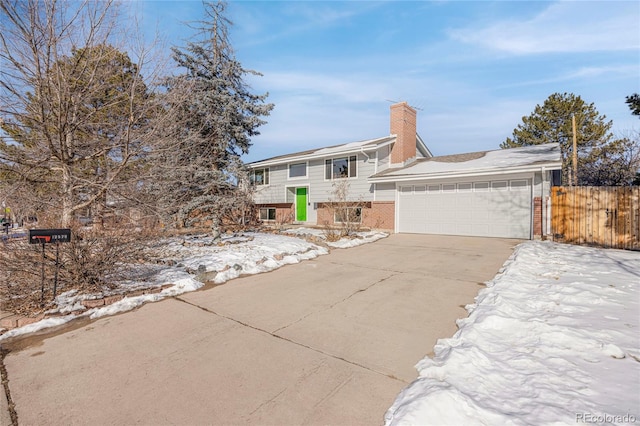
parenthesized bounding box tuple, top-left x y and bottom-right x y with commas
(325, 155, 357, 180)
(250, 167, 269, 186)
(288, 162, 307, 179)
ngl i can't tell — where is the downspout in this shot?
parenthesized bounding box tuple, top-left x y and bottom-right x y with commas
(360, 147, 371, 163)
(362, 147, 375, 201)
(541, 166, 546, 240)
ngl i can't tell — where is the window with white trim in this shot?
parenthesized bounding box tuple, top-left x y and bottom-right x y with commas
(458, 183, 472, 192)
(325, 156, 357, 179)
(250, 168, 269, 186)
(492, 181, 508, 191)
(510, 180, 528, 191)
(334, 207, 362, 224)
(259, 207, 276, 221)
(288, 162, 307, 179)
(474, 182, 489, 192)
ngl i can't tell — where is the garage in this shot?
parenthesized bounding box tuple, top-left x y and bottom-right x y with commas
(397, 179, 532, 239)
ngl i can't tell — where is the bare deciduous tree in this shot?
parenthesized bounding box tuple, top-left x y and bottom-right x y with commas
(0, 0, 172, 314)
(322, 180, 365, 241)
(0, 0, 171, 226)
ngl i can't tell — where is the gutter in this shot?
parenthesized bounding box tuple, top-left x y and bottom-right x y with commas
(247, 136, 393, 168)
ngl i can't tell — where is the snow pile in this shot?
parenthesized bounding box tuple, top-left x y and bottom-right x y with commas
(283, 227, 388, 248)
(146, 232, 328, 284)
(385, 241, 640, 425)
(0, 232, 328, 340)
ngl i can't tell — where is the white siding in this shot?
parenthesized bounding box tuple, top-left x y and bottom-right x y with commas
(375, 183, 396, 201)
(376, 145, 391, 173)
(253, 154, 377, 205)
(532, 170, 553, 199)
(253, 164, 288, 204)
(310, 155, 375, 203)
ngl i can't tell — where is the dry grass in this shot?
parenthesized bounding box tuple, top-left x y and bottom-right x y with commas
(0, 225, 161, 315)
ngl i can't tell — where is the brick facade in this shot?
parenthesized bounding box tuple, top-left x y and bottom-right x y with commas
(256, 204, 295, 225)
(533, 196, 542, 237)
(315, 201, 395, 231)
(366, 201, 395, 230)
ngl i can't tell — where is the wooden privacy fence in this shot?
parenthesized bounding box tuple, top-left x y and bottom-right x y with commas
(551, 186, 640, 250)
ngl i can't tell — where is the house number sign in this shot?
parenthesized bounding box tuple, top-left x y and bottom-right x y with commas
(28, 228, 72, 244)
(28, 228, 72, 305)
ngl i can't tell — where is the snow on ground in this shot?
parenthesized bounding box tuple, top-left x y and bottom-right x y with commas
(283, 227, 388, 248)
(2, 231, 388, 340)
(385, 241, 640, 426)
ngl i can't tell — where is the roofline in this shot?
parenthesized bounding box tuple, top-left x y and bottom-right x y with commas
(247, 135, 394, 168)
(368, 161, 563, 183)
(248, 133, 433, 168)
(416, 134, 432, 158)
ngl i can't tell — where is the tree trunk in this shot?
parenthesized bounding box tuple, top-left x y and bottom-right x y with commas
(61, 164, 73, 228)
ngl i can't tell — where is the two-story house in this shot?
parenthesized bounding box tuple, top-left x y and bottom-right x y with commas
(247, 102, 562, 239)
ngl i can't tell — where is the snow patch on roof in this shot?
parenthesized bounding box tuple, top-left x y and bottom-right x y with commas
(377, 143, 561, 177)
(314, 138, 383, 155)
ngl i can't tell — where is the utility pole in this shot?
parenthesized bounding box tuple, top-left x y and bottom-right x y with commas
(572, 114, 578, 186)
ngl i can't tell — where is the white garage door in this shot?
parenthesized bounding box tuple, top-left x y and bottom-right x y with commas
(398, 180, 532, 239)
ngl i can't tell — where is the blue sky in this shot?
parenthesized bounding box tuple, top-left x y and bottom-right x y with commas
(132, 1, 640, 163)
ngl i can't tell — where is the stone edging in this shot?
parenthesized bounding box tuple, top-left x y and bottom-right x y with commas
(0, 284, 174, 331)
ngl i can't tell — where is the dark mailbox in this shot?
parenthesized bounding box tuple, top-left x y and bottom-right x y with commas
(29, 228, 72, 244)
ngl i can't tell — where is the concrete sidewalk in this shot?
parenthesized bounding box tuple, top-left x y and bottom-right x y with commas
(1, 234, 519, 425)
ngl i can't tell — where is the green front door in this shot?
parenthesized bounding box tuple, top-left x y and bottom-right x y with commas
(296, 187, 307, 222)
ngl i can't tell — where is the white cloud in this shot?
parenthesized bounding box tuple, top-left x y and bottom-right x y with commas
(257, 71, 393, 103)
(233, 2, 383, 49)
(449, 1, 639, 54)
(565, 64, 639, 79)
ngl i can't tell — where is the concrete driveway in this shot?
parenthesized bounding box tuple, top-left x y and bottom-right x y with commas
(1, 234, 519, 425)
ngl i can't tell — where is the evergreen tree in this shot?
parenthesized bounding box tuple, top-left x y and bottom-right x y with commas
(626, 93, 640, 117)
(625, 93, 640, 185)
(501, 92, 636, 186)
(153, 1, 274, 234)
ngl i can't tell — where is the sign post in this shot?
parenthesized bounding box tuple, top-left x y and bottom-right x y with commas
(29, 229, 72, 305)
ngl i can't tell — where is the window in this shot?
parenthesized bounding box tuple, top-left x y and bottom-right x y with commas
(510, 180, 528, 191)
(458, 183, 472, 192)
(250, 168, 269, 186)
(289, 162, 307, 179)
(334, 207, 362, 224)
(442, 184, 456, 193)
(325, 156, 357, 179)
(259, 207, 276, 221)
(474, 182, 489, 192)
(492, 181, 508, 191)
(427, 184, 441, 193)
(400, 186, 412, 195)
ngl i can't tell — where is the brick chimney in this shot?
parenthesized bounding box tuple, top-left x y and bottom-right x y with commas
(389, 101, 417, 165)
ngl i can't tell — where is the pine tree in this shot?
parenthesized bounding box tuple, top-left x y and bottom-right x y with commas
(501, 92, 636, 186)
(153, 1, 274, 234)
(626, 93, 640, 117)
(625, 93, 640, 185)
